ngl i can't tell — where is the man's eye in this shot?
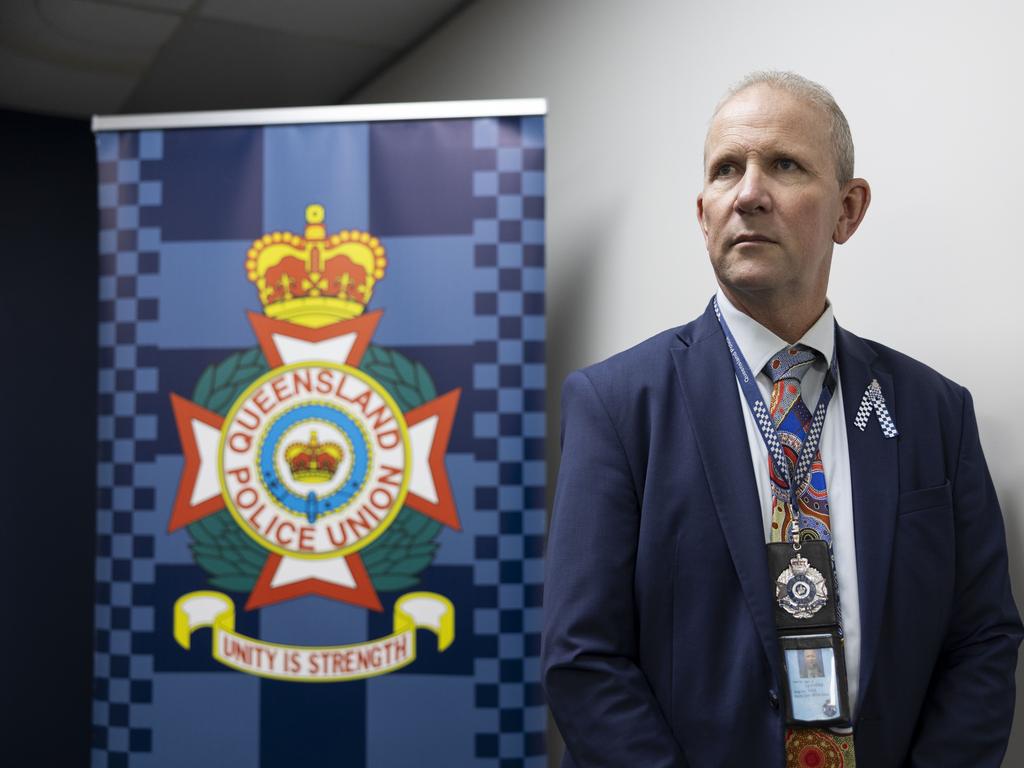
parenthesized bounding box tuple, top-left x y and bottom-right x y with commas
(714, 163, 735, 178)
(776, 158, 799, 171)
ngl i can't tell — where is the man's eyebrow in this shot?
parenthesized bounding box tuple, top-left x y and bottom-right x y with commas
(712, 142, 819, 166)
(767, 142, 812, 158)
(705, 146, 742, 165)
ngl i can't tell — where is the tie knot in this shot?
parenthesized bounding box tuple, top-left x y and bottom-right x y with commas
(763, 344, 819, 383)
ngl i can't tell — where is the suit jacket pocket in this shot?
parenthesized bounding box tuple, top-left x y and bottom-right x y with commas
(897, 480, 952, 516)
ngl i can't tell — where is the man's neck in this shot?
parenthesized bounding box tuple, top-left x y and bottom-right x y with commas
(719, 285, 826, 344)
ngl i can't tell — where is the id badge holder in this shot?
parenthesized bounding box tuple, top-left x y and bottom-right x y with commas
(779, 631, 851, 726)
(767, 540, 852, 728)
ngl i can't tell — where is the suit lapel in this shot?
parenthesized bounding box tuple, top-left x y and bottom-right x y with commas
(671, 304, 783, 682)
(835, 325, 898, 712)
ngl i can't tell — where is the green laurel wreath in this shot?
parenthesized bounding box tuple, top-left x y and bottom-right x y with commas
(186, 345, 445, 595)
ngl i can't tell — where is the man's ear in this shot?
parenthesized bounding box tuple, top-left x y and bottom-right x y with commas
(833, 179, 871, 244)
(696, 194, 709, 245)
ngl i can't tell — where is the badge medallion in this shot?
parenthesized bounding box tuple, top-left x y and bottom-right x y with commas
(775, 553, 829, 619)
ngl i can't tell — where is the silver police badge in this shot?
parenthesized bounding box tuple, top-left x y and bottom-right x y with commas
(775, 553, 828, 618)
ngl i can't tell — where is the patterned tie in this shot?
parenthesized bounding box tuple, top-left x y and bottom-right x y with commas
(764, 345, 856, 768)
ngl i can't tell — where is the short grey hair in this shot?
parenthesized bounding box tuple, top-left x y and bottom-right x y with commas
(708, 71, 855, 185)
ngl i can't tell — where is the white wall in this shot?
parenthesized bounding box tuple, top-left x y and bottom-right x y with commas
(354, 0, 1024, 763)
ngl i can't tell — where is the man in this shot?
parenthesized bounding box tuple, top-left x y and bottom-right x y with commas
(542, 72, 1023, 767)
(801, 649, 825, 679)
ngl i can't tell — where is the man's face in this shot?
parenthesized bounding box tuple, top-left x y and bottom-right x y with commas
(697, 85, 844, 303)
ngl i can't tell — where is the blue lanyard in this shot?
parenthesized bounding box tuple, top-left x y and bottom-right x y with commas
(712, 297, 839, 537)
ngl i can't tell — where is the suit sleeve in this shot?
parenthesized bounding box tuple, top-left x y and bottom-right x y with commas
(907, 388, 1024, 766)
(542, 371, 688, 767)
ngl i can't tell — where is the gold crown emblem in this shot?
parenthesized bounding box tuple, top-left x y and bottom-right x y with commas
(246, 204, 387, 327)
(284, 431, 343, 484)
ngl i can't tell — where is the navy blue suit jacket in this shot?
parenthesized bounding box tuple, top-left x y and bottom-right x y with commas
(542, 301, 1022, 767)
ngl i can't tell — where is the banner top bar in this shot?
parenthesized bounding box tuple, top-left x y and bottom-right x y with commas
(92, 98, 547, 132)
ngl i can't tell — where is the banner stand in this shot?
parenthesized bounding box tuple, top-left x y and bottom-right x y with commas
(91, 98, 547, 767)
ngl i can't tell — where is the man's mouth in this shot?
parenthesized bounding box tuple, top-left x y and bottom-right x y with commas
(732, 234, 775, 245)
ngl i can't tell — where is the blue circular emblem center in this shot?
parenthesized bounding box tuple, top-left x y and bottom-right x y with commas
(259, 403, 370, 522)
(788, 576, 816, 604)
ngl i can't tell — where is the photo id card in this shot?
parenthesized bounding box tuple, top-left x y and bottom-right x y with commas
(779, 632, 851, 727)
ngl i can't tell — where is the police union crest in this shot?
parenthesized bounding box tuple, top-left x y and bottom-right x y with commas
(168, 204, 460, 680)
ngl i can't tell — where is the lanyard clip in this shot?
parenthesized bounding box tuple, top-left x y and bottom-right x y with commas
(789, 518, 801, 549)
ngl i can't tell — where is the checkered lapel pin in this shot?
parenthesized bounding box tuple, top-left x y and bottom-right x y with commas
(853, 379, 898, 438)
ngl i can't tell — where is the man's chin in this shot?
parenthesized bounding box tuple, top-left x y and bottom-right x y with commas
(714, 267, 788, 298)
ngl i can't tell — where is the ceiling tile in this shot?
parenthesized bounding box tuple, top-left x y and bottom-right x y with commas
(0, 0, 470, 117)
(120, 16, 392, 114)
(117, 0, 194, 10)
(20, 0, 180, 57)
(200, 0, 468, 47)
(0, 0, 178, 116)
(0, 47, 136, 115)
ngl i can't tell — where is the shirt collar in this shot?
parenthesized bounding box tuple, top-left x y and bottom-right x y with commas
(715, 288, 835, 375)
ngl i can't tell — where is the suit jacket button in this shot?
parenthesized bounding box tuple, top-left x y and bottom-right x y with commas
(768, 690, 780, 710)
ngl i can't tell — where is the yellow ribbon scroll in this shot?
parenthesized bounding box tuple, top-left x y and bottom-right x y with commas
(174, 590, 454, 682)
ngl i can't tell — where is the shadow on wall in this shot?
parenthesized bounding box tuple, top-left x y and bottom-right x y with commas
(543, 195, 630, 767)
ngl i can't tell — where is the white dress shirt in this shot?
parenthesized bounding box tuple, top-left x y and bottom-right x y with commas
(716, 289, 862, 717)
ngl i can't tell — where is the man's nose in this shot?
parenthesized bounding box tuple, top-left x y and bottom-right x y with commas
(734, 165, 771, 214)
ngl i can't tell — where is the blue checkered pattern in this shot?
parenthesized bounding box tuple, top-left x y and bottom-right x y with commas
(93, 130, 163, 767)
(796, 398, 829, 480)
(470, 116, 547, 767)
(752, 399, 786, 472)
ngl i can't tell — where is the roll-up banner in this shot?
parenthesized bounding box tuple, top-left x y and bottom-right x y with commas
(91, 99, 547, 767)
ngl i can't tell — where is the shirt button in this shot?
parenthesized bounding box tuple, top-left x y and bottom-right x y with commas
(768, 690, 780, 710)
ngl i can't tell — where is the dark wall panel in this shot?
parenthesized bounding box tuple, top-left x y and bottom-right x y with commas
(0, 109, 98, 764)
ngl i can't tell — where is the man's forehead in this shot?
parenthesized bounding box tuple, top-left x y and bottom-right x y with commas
(713, 84, 829, 126)
(704, 85, 831, 158)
